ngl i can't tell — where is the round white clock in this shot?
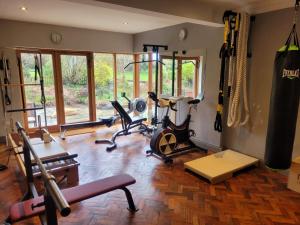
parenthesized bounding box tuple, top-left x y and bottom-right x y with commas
(178, 28, 187, 41)
(50, 32, 62, 44)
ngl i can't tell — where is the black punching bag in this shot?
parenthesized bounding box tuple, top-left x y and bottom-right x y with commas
(265, 25, 300, 170)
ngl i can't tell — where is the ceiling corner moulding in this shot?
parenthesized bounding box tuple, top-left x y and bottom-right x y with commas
(63, 0, 224, 27)
(241, 0, 294, 15)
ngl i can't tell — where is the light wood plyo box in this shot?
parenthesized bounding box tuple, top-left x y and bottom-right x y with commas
(288, 157, 300, 193)
(8, 133, 79, 186)
(184, 150, 259, 184)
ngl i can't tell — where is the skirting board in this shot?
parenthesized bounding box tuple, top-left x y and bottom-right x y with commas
(190, 137, 222, 152)
(184, 149, 259, 184)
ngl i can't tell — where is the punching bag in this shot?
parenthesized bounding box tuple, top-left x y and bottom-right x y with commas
(265, 24, 300, 169)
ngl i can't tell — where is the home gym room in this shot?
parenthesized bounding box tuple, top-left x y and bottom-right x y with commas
(0, 0, 300, 224)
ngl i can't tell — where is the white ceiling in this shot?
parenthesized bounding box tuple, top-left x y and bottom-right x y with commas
(0, 0, 294, 34)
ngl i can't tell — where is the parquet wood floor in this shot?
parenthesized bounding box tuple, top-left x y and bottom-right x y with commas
(0, 126, 300, 225)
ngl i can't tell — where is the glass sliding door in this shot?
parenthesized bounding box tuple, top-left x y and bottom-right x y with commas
(94, 53, 115, 118)
(60, 54, 90, 123)
(20, 52, 58, 128)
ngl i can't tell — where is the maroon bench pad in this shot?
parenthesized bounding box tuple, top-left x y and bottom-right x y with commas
(9, 174, 136, 223)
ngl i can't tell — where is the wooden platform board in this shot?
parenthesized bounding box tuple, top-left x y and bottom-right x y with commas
(184, 150, 259, 184)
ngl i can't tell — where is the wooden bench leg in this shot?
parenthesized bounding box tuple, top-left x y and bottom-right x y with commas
(121, 187, 138, 212)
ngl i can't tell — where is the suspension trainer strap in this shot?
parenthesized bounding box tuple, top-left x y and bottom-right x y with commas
(214, 12, 231, 132)
(34, 54, 46, 105)
(2, 56, 12, 105)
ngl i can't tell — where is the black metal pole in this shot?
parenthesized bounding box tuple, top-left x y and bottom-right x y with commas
(23, 137, 34, 199)
(154, 47, 159, 124)
(171, 51, 178, 96)
(44, 190, 59, 225)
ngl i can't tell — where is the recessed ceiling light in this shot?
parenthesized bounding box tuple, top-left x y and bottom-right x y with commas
(20, 6, 27, 11)
(123, 22, 128, 25)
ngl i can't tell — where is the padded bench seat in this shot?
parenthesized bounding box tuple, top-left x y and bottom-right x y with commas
(8, 174, 136, 223)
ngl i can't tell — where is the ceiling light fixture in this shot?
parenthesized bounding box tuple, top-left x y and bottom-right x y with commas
(20, 6, 27, 11)
(123, 22, 128, 25)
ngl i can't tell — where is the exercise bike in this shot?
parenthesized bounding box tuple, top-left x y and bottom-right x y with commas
(146, 92, 206, 163)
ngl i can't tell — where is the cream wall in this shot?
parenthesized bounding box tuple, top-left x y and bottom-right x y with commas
(0, 19, 133, 52)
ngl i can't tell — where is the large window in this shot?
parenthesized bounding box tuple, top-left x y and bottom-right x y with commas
(18, 49, 202, 131)
(161, 58, 178, 97)
(181, 59, 196, 97)
(139, 54, 150, 99)
(20, 53, 57, 128)
(60, 54, 89, 123)
(151, 53, 160, 94)
(94, 53, 115, 118)
(159, 56, 199, 98)
(116, 54, 134, 109)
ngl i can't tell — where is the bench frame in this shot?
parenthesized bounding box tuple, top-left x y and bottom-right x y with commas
(95, 100, 150, 151)
(3, 123, 137, 225)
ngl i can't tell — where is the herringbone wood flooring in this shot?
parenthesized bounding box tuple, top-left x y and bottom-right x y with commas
(0, 126, 300, 225)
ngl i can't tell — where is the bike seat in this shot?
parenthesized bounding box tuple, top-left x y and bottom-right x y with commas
(148, 92, 158, 102)
(188, 99, 200, 105)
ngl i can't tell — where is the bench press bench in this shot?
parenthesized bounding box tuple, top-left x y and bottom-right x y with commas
(2, 122, 138, 225)
(5, 174, 137, 224)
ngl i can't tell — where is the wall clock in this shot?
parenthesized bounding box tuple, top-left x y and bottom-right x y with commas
(50, 32, 62, 44)
(178, 28, 187, 41)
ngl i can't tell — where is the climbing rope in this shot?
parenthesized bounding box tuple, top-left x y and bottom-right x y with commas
(227, 13, 250, 127)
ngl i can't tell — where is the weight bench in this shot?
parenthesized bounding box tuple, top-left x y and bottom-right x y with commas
(60, 117, 117, 140)
(5, 174, 137, 224)
(95, 100, 150, 151)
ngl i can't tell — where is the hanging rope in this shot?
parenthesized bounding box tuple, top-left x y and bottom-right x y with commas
(227, 12, 250, 127)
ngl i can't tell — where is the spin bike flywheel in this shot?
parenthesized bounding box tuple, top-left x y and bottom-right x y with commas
(150, 128, 177, 155)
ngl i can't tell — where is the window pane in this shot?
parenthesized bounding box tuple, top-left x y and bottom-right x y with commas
(60, 55, 89, 123)
(151, 53, 160, 94)
(139, 54, 149, 99)
(116, 54, 134, 109)
(182, 59, 196, 97)
(94, 53, 114, 118)
(162, 58, 177, 97)
(20, 53, 57, 128)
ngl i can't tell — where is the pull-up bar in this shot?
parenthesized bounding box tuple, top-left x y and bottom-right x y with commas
(124, 60, 165, 70)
